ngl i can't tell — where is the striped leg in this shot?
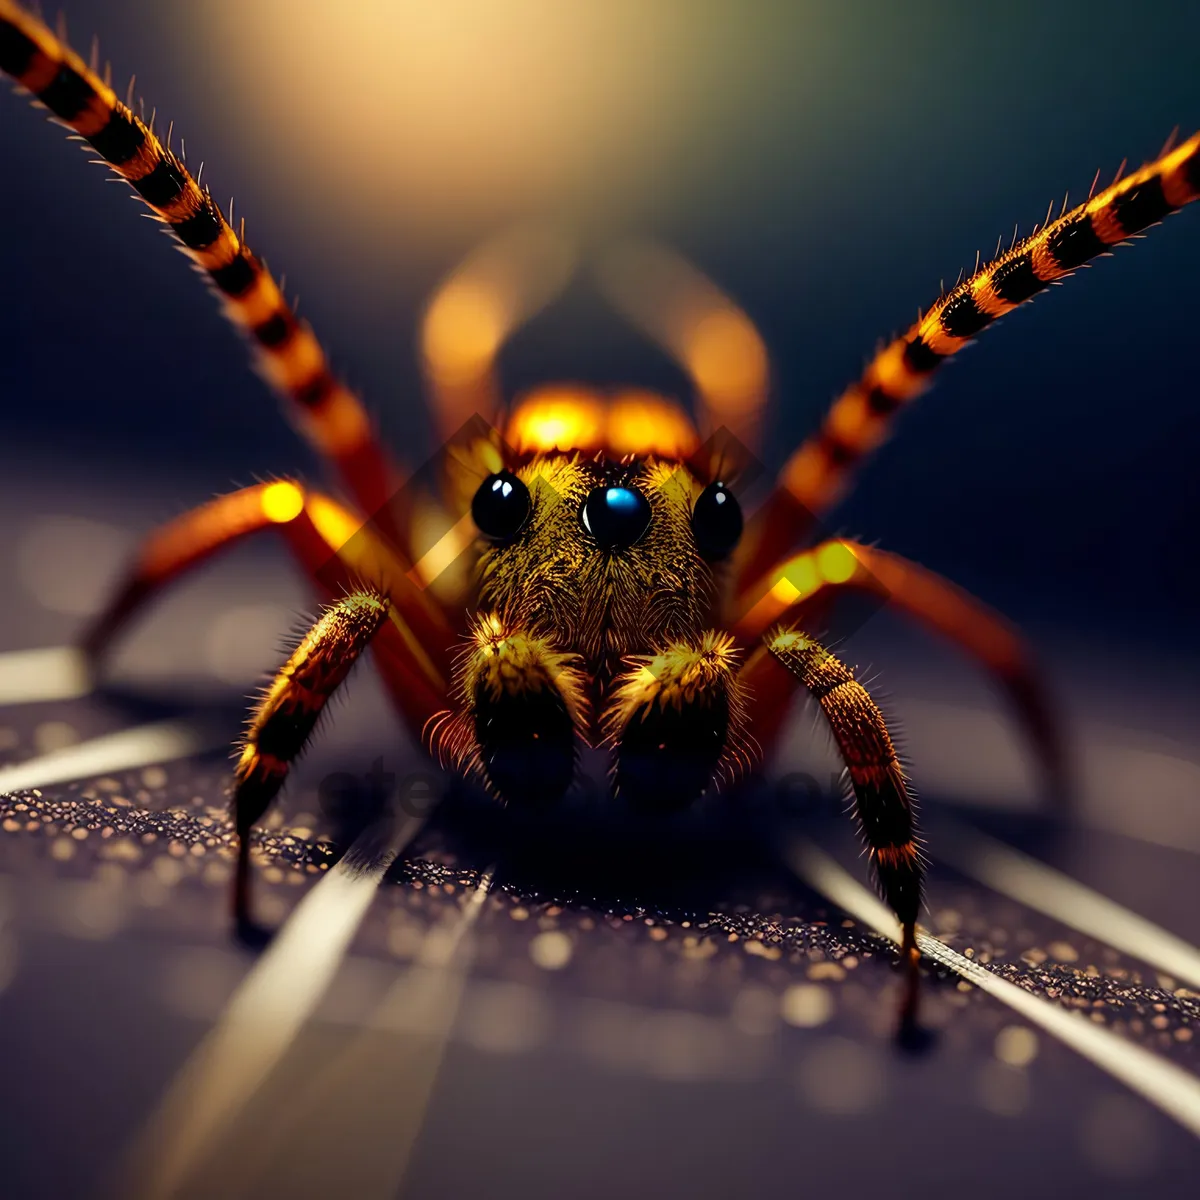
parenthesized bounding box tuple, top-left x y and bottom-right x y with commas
(233, 592, 393, 934)
(733, 539, 1065, 800)
(738, 130, 1200, 589)
(81, 481, 451, 726)
(743, 629, 923, 1027)
(0, 2, 406, 547)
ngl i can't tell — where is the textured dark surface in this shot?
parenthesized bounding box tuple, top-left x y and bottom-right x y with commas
(1, 674, 1199, 1198)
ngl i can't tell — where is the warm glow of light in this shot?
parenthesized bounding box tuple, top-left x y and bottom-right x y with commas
(597, 239, 768, 445)
(408, 513, 478, 590)
(304, 494, 367, 554)
(506, 386, 606, 453)
(420, 226, 578, 433)
(684, 309, 768, 417)
(786, 554, 821, 599)
(506, 386, 698, 457)
(198, 2, 722, 236)
(423, 281, 505, 385)
(260, 482, 305, 524)
(770, 576, 802, 606)
(816, 541, 858, 585)
(607, 390, 699, 458)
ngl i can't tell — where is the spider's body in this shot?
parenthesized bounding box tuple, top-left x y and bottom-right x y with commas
(3, 0, 1198, 1031)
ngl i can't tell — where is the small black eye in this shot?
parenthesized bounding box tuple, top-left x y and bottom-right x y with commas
(472, 471, 531, 541)
(691, 481, 743, 559)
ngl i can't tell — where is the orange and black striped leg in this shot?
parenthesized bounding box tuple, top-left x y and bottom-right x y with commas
(80, 481, 451, 723)
(606, 632, 749, 810)
(0, 1, 407, 548)
(738, 130, 1200, 587)
(432, 613, 588, 808)
(744, 629, 923, 1032)
(734, 539, 1066, 802)
(233, 592, 392, 937)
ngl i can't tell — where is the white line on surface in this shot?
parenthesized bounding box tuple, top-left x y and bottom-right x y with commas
(124, 811, 426, 1200)
(0, 645, 92, 705)
(203, 870, 496, 1200)
(787, 840, 1200, 1140)
(0, 718, 224, 793)
(936, 818, 1200, 990)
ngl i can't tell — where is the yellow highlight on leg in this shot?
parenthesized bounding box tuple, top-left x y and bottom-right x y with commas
(816, 541, 858, 585)
(260, 482, 305, 524)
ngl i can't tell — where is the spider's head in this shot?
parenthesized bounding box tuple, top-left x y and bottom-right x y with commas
(468, 388, 744, 675)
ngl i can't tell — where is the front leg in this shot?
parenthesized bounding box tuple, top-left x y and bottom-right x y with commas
(232, 592, 394, 935)
(746, 627, 923, 1026)
(607, 631, 748, 811)
(432, 613, 588, 807)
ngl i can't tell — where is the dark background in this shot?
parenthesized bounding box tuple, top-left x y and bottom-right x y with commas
(2, 0, 1199, 647)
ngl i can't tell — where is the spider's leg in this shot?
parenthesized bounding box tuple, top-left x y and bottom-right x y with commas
(432, 612, 589, 808)
(606, 631, 750, 811)
(81, 482, 453, 722)
(733, 539, 1065, 801)
(741, 629, 922, 1029)
(596, 238, 770, 454)
(0, 3, 409, 548)
(738, 130, 1200, 587)
(232, 592, 398, 933)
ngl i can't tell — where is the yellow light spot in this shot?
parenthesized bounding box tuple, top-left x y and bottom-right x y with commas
(607, 390, 698, 457)
(995, 1025, 1039, 1068)
(785, 553, 821, 599)
(408, 512, 477, 591)
(505, 386, 605, 453)
(770, 577, 801, 606)
(815, 541, 858, 585)
(260, 482, 304, 524)
(780, 983, 833, 1028)
(304, 494, 364, 552)
(422, 280, 505, 385)
(529, 930, 573, 970)
(685, 309, 768, 417)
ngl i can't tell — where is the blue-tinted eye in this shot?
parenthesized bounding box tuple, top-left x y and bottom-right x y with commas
(472, 471, 531, 541)
(581, 485, 651, 549)
(691, 481, 742, 559)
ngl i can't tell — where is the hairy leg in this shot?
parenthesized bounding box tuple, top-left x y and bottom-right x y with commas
(742, 628, 922, 1027)
(734, 538, 1065, 799)
(81, 481, 452, 716)
(0, 1, 409, 545)
(232, 592, 397, 932)
(607, 631, 748, 810)
(432, 613, 588, 807)
(737, 130, 1200, 587)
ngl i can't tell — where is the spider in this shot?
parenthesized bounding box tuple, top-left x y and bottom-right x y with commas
(2, 0, 1197, 1031)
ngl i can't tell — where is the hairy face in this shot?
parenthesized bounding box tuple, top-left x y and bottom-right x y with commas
(476, 454, 720, 675)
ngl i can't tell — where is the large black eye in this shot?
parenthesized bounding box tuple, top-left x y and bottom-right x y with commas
(581, 485, 652, 550)
(472, 471, 531, 541)
(691, 481, 742, 559)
